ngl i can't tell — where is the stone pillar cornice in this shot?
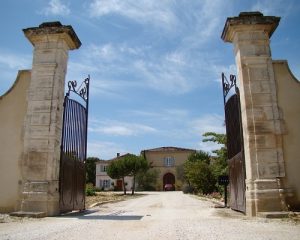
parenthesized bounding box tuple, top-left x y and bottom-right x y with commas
(221, 12, 280, 42)
(23, 21, 81, 50)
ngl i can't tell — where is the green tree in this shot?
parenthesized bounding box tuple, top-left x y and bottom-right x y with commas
(106, 154, 149, 195)
(188, 151, 211, 164)
(184, 160, 216, 194)
(85, 157, 100, 185)
(176, 164, 185, 183)
(107, 159, 130, 195)
(136, 168, 159, 191)
(202, 132, 228, 176)
(184, 150, 216, 194)
(123, 154, 149, 195)
(202, 132, 228, 192)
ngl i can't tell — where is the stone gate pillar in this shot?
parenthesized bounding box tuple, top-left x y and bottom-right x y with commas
(221, 12, 287, 216)
(20, 22, 81, 216)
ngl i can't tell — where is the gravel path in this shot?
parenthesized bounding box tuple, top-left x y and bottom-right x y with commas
(0, 191, 299, 240)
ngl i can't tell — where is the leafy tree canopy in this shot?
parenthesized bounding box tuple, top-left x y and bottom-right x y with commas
(107, 154, 150, 195)
(188, 150, 211, 164)
(86, 157, 101, 185)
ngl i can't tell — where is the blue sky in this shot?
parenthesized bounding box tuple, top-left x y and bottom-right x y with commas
(0, 0, 299, 159)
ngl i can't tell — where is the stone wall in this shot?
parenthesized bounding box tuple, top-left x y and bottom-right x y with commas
(273, 61, 300, 210)
(0, 70, 30, 212)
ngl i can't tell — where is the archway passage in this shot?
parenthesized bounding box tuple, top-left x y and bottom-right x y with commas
(163, 173, 175, 191)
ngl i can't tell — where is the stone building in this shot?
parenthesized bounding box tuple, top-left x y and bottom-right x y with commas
(96, 147, 195, 192)
(95, 154, 133, 191)
(142, 147, 196, 190)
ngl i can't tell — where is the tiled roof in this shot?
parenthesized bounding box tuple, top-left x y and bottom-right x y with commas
(107, 153, 132, 161)
(95, 153, 135, 164)
(142, 146, 196, 152)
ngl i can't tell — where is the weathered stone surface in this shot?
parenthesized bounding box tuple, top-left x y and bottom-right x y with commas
(20, 22, 81, 216)
(221, 12, 280, 42)
(222, 12, 287, 216)
(23, 21, 81, 50)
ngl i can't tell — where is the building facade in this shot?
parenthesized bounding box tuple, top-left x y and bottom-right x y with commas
(95, 154, 133, 191)
(142, 147, 196, 191)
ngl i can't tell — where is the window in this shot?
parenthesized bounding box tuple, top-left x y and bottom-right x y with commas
(164, 156, 175, 167)
(103, 179, 110, 188)
(100, 165, 107, 172)
(100, 179, 111, 188)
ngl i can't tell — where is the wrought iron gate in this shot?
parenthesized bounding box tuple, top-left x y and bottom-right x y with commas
(222, 73, 246, 213)
(59, 76, 90, 213)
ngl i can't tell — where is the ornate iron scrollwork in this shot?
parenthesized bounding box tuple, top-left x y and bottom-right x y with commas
(66, 75, 90, 102)
(222, 73, 237, 105)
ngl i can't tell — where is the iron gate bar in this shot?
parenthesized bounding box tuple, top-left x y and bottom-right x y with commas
(59, 76, 90, 213)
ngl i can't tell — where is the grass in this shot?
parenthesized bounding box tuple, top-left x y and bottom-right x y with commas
(85, 191, 144, 208)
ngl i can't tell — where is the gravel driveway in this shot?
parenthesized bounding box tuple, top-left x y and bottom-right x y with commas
(0, 191, 299, 240)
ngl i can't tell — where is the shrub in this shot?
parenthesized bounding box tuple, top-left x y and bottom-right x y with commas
(182, 184, 194, 194)
(85, 183, 96, 196)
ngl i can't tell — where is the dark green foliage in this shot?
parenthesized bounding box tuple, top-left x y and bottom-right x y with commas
(107, 159, 129, 195)
(185, 161, 216, 194)
(181, 132, 228, 196)
(107, 154, 149, 195)
(85, 157, 100, 185)
(123, 154, 149, 195)
(176, 164, 185, 182)
(182, 184, 195, 194)
(85, 183, 96, 196)
(136, 168, 159, 191)
(188, 150, 211, 164)
(202, 132, 228, 193)
(184, 151, 216, 194)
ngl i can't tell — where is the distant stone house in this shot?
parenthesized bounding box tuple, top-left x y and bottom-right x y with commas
(141, 147, 196, 191)
(95, 147, 195, 191)
(95, 153, 133, 191)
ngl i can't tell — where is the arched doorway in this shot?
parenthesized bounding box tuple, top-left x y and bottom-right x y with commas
(163, 173, 175, 191)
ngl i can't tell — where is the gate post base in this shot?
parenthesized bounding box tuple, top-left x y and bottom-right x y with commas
(19, 181, 60, 216)
(246, 179, 288, 216)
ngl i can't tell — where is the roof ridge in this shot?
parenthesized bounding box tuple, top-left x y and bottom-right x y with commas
(143, 146, 196, 152)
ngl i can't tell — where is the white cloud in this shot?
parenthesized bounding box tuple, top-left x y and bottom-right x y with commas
(87, 140, 126, 159)
(213, 64, 237, 84)
(190, 114, 225, 135)
(197, 140, 223, 154)
(68, 43, 194, 95)
(134, 59, 191, 95)
(0, 51, 31, 70)
(251, 0, 290, 16)
(87, 43, 117, 62)
(88, 0, 177, 30)
(0, 51, 32, 94)
(89, 119, 157, 136)
(165, 52, 186, 66)
(41, 0, 70, 16)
